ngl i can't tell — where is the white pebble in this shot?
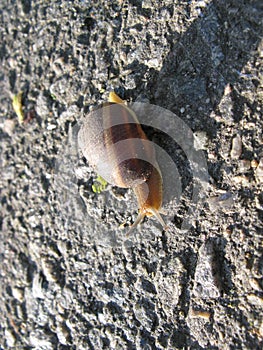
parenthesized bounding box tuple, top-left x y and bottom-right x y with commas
(230, 134, 242, 159)
(255, 158, 263, 183)
(47, 124, 57, 130)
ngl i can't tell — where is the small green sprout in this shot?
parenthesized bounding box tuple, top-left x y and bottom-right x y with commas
(92, 175, 108, 193)
(50, 93, 57, 100)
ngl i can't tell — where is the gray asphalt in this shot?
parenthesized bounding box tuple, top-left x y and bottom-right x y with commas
(0, 1, 262, 349)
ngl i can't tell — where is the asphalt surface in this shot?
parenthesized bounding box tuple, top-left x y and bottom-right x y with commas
(0, 0, 262, 349)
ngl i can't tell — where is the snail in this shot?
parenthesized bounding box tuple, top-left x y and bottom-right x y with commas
(78, 92, 166, 232)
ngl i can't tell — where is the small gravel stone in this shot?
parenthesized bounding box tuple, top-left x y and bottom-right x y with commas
(12, 286, 24, 302)
(230, 134, 242, 159)
(5, 329, 16, 348)
(238, 159, 251, 172)
(2, 119, 15, 136)
(233, 175, 250, 186)
(193, 240, 220, 299)
(194, 131, 208, 150)
(207, 192, 235, 212)
(255, 158, 263, 183)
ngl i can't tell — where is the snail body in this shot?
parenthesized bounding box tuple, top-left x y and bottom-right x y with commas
(78, 92, 166, 231)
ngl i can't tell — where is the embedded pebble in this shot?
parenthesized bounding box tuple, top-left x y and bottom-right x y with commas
(260, 321, 263, 337)
(154, 257, 183, 316)
(60, 104, 79, 122)
(255, 196, 263, 210)
(194, 131, 208, 150)
(74, 165, 92, 179)
(249, 278, 262, 292)
(29, 330, 54, 349)
(246, 294, 263, 306)
(207, 192, 235, 212)
(47, 124, 57, 130)
(255, 158, 263, 183)
(230, 134, 242, 159)
(12, 286, 24, 302)
(32, 273, 45, 299)
(36, 93, 50, 118)
(2, 119, 15, 136)
(41, 257, 63, 283)
(193, 240, 220, 299)
(145, 58, 161, 69)
(5, 329, 16, 347)
(56, 322, 70, 345)
(251, 159, 259, 168)
(233, 175, 250, 186)
(88, 329, 105, 349)
(190, 308, 211, 320)
(239, 159, 251, 173)
(2, 166, 15, 180)
(142, 0, 154, 9)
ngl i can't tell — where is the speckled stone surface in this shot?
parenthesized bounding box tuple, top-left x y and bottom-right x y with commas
(0, 1, 262, 349)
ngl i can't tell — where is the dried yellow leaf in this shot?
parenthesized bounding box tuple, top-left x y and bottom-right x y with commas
(12, 91, 24, 124)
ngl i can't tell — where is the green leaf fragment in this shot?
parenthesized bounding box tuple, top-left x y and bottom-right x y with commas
(92, 175, 108, 193)
(12, 91, 24, 124)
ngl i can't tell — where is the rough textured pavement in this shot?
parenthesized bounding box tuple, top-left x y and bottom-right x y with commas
(0, 0, 263, 349)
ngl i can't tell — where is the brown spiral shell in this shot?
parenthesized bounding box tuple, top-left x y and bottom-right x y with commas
(78, 92, 166, 231)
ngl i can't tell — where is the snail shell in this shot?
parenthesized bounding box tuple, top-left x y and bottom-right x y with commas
(78, 92, 166, 231)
